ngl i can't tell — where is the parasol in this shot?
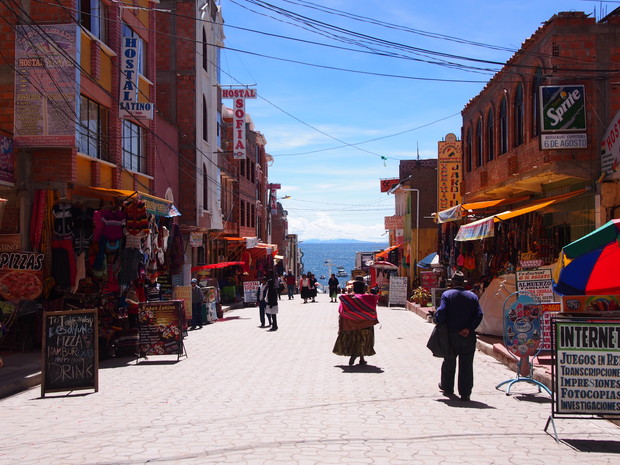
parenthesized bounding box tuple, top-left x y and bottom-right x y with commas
(417, 252, 439, 269)
(369, 260, 398, 270)
(553, 219, 620, 295)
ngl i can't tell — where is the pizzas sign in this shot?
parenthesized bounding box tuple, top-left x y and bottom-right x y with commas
(0, 252, 44, 301)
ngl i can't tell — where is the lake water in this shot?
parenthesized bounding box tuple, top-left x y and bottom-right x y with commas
(299, 242, 388, 289)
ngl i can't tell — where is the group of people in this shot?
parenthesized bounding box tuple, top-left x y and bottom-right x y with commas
(331, 271, 483, 402)
(256, 276, 280, 331)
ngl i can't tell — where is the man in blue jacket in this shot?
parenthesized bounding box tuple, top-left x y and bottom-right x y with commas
(434, 270, 483, 401)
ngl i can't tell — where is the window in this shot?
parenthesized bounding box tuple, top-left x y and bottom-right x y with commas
(465, 127, 472, 173)
(487, 108, 494, 162)
(476, 118, 483, 167)
(78, 95, 109, 160)
(514, 84, 524, 147)
(122, 120, 145, 173)
(251, 203, 255, 228)
(202, 28, 208, 71)
(240, 200, 246, 227)
(80, 0, 108, 42)
(202, 96, 208, 142)
(203, 164, 208, 211)
(532, 67, 543, 137)
(499, 96, 508, 155)
(122, 24, 145, 76)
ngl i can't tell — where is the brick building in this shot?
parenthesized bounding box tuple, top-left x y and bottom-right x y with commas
(462, 10, 620, 234)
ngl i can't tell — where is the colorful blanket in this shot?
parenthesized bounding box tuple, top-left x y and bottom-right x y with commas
(338, 294, 379, 325)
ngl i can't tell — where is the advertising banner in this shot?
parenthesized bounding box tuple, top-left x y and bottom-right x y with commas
(243, 280, 260, 303)
(14, 24, 79, 147)
(380, 178, 399, 193)
(552, 317, 620, 417)
(138, 300, 184, 357)
(502, 293, 542, 358)
(600, 108, 620, 180)
(0, 252, 44, 301)
(388, 277, 408, 306)
(222, 88, 257, 160)
(540, 85, 586, 132)
(437, 133, 462, 211)
(516, 269, 554, 303)
(0, 136, 14, 185)
(561, 295, 620, 313)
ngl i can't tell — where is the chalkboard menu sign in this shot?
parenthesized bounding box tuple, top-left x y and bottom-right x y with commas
(41, 309, 98, 397)
(138, 300, 184, 358)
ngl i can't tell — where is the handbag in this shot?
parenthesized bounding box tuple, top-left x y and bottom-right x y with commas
(426, 323, 455, 358)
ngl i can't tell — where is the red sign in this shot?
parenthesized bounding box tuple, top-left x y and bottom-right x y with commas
(0, 252, 44, 301)
(384, 215, 404, 230)
(380, 178, 399, 193)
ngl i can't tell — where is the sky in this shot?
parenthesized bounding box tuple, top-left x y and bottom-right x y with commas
(218, 0, 613, 242)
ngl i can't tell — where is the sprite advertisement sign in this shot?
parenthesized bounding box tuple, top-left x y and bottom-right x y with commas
(540, 85, 586, 132)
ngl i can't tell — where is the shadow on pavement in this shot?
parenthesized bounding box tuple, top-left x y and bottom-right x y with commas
(436, 397, 495, 409)
(335, 364, 384, 374)
(563, 439, 620, 453)
(512, 393, 552, 404)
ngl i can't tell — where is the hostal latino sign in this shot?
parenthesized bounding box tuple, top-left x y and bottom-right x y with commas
(222, 88, 257, 160)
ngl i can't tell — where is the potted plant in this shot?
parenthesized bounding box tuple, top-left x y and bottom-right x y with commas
(411, 286, 431, 307)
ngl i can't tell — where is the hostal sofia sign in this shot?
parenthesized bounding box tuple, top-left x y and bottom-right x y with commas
(223, 88, 257, 159)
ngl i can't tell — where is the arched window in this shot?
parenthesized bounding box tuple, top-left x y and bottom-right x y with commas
(476, 118, 483, 167)
(202, 95, 208, 142)
(514, 84, 524, 147)
(532, 66, 543, 137)
(499, 96, 508, 155)
(466, 127, 473, 172)
(487, 108, 495, 161)
(203, 163, 209, 211)
(202, 28, 208, 71)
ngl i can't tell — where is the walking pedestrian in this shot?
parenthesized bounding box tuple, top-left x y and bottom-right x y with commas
(256, 276, 270, 328)
(308, 272, 318, 302)
(265, 277, 279, 331)
(434, 270, 483, 402)
(328, 273, 339, 303)
(332, 290, 379, 366)
(300, 273, 311, 303)
(190, 278, 204, 330)
(351, 275, 367, 294)
(285, 271, 296, 299)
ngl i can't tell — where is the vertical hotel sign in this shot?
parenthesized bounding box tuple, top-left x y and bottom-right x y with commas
(222, 88, 257, 159)
(437, 133, 462, 211)
(120, 36, 153, 120)
(14, 24, 79, 147)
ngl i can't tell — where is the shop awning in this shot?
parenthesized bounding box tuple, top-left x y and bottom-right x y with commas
(191, 261, 245, 272)
(71, 185, 181, 217)
(375, 242, 403, 258)
(454, 189, 587, 241)
(434, 196, 531, 223)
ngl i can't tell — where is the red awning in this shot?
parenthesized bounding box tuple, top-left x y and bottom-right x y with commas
(191, 261, 245, 272)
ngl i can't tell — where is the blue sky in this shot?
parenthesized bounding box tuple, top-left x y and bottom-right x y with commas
(218, 0, 610, 241)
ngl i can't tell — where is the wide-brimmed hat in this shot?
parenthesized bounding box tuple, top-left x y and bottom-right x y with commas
(451, 270, 465, 285)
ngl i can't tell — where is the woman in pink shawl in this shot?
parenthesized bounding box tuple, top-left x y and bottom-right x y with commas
(332, 279, 379, 366)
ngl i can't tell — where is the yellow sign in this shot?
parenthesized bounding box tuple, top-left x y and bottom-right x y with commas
(437, 133, 462, 211)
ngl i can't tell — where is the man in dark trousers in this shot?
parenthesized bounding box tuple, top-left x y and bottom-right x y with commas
(434, 270, 483, 401)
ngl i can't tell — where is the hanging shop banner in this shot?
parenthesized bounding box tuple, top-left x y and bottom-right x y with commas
(437, 133, 462, 211)
(243, 280, 260, 304)
(119, 36, 153, 120)
(551, 316, 620, 417)
(138, 300, 184, 357)
(503, 293, 542, 358)
(516, 269, 554, 303)
(601, 108, 620, 180)
(539, 85, 586, 132)
(380, 178, 400, 193)
(388, 276, 408, 306)
(561, 295, 620, 313)
(222, 88, 257, 160)
(173, 286, 192, 320)
(0, 252, 44, 301)
(420, 271, 439, 291)
(14, 24, 80, 147)
(0, 136, 15, 185)
(41, 309, 99, 397)
(190, 232, 204, 248)
(454, 217, 494, 241)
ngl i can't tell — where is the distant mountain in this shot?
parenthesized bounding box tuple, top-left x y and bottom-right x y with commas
(303, 238, 387, 244)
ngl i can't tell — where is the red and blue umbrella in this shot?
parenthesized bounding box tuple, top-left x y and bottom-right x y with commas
(554, 219, 620, 295)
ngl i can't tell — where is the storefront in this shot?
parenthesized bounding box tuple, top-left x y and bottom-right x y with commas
(0, 186, 183, 358)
